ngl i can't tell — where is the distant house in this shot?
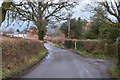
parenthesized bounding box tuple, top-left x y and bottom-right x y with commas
(3, 31, 27, 38)
(2, 27, 39, 40)
(13, 32, 27, 38)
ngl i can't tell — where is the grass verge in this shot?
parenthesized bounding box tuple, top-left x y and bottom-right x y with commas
(74, 50, 117, 63)
(2, 51, 47, 79)
(109, 66, 119, 78)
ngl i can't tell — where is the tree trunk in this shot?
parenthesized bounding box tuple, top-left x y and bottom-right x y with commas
(0, 7, 2, 26)
(117, 23, 120, 78)
(0, 7, 7, 26)
(34, 19, 47, 41)
(1, 2, 12, 23)
(37, 24, 46, 41)
(118, 40, 120, 78)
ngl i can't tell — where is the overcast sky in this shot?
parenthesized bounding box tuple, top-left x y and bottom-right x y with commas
(0, 0, 117, 32)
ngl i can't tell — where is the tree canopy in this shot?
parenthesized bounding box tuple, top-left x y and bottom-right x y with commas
(98, 0, 120, 28)
(1, 0, 77, 40)
(60, 17, 87, 39)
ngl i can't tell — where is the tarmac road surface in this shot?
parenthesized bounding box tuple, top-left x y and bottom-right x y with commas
(19, 43, 115, 78)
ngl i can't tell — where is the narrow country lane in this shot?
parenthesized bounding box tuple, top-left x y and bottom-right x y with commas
(19, 44, 115, 78)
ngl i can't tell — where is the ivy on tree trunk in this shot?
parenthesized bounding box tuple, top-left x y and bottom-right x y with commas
(118, 41, 120, 78)
(37, 29, 45, 41)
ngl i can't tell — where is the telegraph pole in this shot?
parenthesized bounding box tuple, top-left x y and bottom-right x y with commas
(67, 13, 72, 38)
(68, 17, 70, 38)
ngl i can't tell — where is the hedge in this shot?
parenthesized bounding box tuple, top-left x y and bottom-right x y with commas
(76, 40, 97, 53)
(64, 40, 75, 49)
(64, 39, 118, 56)
(2, 37, 47, 78)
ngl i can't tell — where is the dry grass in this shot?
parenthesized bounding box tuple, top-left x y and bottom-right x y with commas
(2, 37, 46, 78)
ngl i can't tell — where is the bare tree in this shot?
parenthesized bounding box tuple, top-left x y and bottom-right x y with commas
(4, 0, 77, 40)
(98, 0, 120, 28)
(84, 0, 119, 27)
(8, 28, 14, 33)
(0, 2, 12, 25)
(67, 13, 72, 38)
(98, 0, 120, 78)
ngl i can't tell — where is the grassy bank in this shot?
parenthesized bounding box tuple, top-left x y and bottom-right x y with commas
(74, 50, 117, 63)
(2, 37, 47, 78)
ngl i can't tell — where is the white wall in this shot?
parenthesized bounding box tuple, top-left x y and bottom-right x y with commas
(6, 34, 27, 38)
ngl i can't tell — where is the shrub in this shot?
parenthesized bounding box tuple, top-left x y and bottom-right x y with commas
(86, 42, 96, 53)
(76, 41, 87, 50)
(104, 43, 118, 56)
(76, 40, 98, 53)
(93, 40, 107, 54)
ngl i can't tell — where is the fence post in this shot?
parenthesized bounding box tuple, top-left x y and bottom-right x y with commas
(12, 32, 14, 37)
(75, 40, 77, 50)
(23, 34, 24, 38)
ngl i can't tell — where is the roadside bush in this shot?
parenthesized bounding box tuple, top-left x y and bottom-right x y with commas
(76, 41, 87, 50)
(93, 40, 106, 54)
(104, 43, 118, 56)
(76, 40, 98, 53)
(86, 42, 96, 53)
